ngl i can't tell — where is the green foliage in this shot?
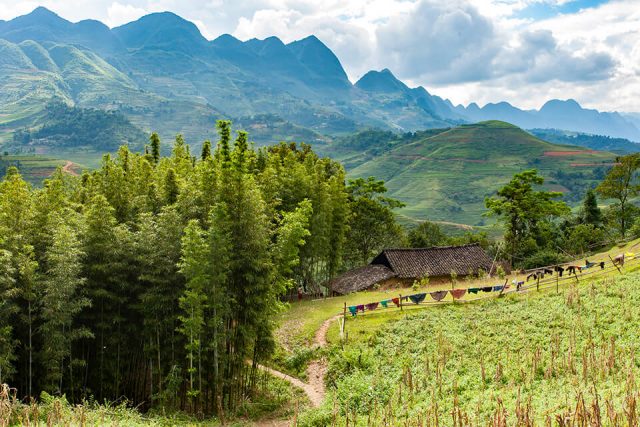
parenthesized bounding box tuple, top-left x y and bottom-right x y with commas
(581, 188, 603, 227)
(12, 101, 146, 151)
(345, 177, 405, 266)
(485, 169, 570, 263)
(596, 153, 640, 238)
(407, 221, 449, 247)
(0, 123, 356, 418)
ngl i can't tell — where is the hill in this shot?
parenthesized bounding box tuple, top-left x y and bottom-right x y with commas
(332, 121, 615, 225)
(0, 7, 639, 152)
(10, 101, 147, 153)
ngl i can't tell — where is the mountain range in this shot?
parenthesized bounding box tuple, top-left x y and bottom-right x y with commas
(0, 6, 639, 150)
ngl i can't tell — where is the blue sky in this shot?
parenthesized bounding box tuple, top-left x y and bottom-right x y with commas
(517, 0, 610, 19)
(0, 0, 637, 112)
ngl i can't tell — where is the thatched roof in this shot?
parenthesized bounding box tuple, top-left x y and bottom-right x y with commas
(371, 244, 492, 278)
(330, 244, 492, 295)
(329, 264, 396, 295)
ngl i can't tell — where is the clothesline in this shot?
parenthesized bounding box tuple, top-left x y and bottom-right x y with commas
(344, 254, 640, 317)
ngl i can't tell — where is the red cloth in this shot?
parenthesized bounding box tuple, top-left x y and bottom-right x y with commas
(366, 302, 379, 311)
(392, 298, 401, 307)
(450, 289, 466, 299)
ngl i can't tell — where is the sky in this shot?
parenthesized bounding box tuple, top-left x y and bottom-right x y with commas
(0, 0, 638, 112)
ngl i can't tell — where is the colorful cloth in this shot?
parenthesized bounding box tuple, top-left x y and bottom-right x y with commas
(430, 291, 448, 301)
(468, 288, 480, 294)
(380, 300, 389, 308)
(348, 306, 358, 316)
(450, 289, 466, 299)
(366, 302, 379, 311)
(493, 285, 504, 292)
(392, 298, 401, 307)
(481, 286, 493, 292)
(356, 304, 365, 313)
(409, 293, 427, 304)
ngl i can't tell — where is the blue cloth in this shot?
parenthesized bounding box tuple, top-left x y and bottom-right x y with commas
(348, 306, 358, 316)
(409, 293, 427, 304)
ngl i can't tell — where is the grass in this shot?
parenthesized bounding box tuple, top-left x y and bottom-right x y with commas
(277, 239, 640, 426)
(340, 122, 615, 225)
(0, 371, 306, 426)
(312, 271, 640, 425)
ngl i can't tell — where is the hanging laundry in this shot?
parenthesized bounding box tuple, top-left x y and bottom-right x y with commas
(380, 300, 389, 308)
(567, 265, 582, 275)
(430, 291, 448, 301)
(554, 266, 565, 277)
(450, 289, 466, 299)
(468, 288, 480, 294)
(599, 261, 605, 270)
(543, 268, 553, 275)
(481, 286, 493, 292)
(348, 306, 358, 316)
(584, 260, 596, 269)
(356, 304, 365, 313)
(409, 293, 427, 304)
(392, 298, 401, 307)
(366, 302, 379, 311)
(493, 285, 504, 292)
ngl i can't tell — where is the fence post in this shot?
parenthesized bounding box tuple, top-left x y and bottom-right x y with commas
(399, 294, 403, 312)
(536, 274, 540, 292)
(556, 272, 559, 294)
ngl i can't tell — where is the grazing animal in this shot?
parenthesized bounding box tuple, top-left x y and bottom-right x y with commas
(613, 254, 625, 267)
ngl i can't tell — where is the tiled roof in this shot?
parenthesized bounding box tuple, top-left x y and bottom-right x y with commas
(372, 244, 493, 279)
(329, 264, 397, 295)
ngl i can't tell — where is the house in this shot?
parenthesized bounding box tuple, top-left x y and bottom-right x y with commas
(330, 244, 493, 295)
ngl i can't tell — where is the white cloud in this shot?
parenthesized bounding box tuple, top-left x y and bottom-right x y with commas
(0, 0, 636, 111)
(105, 2, 147, 27)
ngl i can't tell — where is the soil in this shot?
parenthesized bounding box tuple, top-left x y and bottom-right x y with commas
(253, 314, 341, 426)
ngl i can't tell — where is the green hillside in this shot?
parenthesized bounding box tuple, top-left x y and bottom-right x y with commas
(341, 121, 615, 225)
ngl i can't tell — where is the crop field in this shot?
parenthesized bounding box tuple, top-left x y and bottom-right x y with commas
(290, 265, 640, 425)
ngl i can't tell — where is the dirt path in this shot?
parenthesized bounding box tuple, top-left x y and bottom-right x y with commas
(254, 314, 340, 425)
(61, 161, 79, 176)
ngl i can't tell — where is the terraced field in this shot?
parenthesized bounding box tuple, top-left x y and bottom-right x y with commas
(343, 121, 615, 225)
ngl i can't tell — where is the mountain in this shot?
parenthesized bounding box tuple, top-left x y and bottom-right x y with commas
(529, 128, 640, 154)
(456, 99, 640, 141)
(329, 121, 615, 225)
(0, 6, 637, 155)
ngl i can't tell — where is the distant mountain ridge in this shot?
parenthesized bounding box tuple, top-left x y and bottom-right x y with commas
(0, 6, 638, 150)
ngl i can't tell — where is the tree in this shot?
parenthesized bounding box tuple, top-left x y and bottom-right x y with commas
(581, 188, 602, 227)
(201, 140, 212, 161)
(0, 245, 16, 384)
(485, 169, 569, 263)
(408, 221, 449, 248)
(178, 221, 209, 408)
(345, 177, 405, 266)
(150, 133, 161, 165)
(39, 211, 91, 395)
(596, 154, 640, 238)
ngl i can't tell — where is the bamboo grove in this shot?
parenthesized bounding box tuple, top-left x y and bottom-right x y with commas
(0, 121, 359, 415)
